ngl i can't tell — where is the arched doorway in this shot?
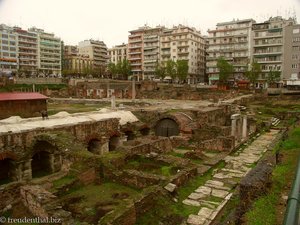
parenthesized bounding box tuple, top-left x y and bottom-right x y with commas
(0, 158, 13, 185)
(109, 136, 120, 151)
(88, 139, 102, 154)
(140, 127, 150, 136)
(155, 118, 180, 137)
(31, 140, 56, 178)
(31, 151, 53, 178)
(124, 131, 135, 141)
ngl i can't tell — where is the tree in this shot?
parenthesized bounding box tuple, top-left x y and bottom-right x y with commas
(245, 60, 261, 89)
(267, 67, 281, 88)
(216, 57, 233, 85)
(155, 61, 166, 79)
(165, 60, 176, 80)
(176, 60, 189, 82)
(121, 59, 131, 80)
(108, 62, 117, 79)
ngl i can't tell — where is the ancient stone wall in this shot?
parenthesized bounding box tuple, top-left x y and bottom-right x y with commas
(20, 185, 73, 224)
(0, 182, 23, 213)
(198, 137, 234, 151)
(235, 156, 274, 224)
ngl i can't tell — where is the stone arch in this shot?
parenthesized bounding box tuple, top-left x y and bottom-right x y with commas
(109, 135, 120, 151)
(140, 127, 150, 136)
(31, 140, 59, 178)
(124, 130, 135, 141)
(87, 138, 102, 154)
(0, 157, 14, 185)
(154, 118, 180, 137)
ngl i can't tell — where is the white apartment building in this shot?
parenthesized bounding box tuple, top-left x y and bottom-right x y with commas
(206, 19, 255, 85)
(0, 24, 18, 74)
(160, 25, 206, 83)
(252, 17, 296, 85)
(78, 40, 108, 70)
(108, 43, 128, 65)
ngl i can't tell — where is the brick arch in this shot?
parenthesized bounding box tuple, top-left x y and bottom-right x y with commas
(0, 151, 18, 161)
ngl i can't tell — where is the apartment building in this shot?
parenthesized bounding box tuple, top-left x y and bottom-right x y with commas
(26, 27, 62, 76)
(128, 27, 145, 80)
(252, 17, 296, 86)
(160, 25, 206, 83)
(108, 43, 128, 65)
(78, 40, 108, 70)
(64, 45, 92, 74)
(288, 24, 300, 79)
(14, 27, 38, 75)
(206, 19, 255, 85)
(128, 25, 206, 82)
(0, 24, 18, 74)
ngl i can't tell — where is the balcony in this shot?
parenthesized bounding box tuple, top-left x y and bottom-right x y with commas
(144, 51, 157, 56)
(128, 51, 142, 55)
(178, 51, 189, 55)
(131, 62, 142, 66)
(129, 45, 142, 49)
(253, 33, 283, 39)
(129, 56, 142, 60)
(144, 45, 158, 50)
(19, 45, 37, 50)
(253, 42, 282, 47)
(129, 39, 142, 43)
(253, 51, 282, 56)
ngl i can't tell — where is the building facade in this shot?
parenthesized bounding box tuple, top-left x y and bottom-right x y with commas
(288, 24, 300, 80)
(64, 45, 92, 75)
(0, 24, 18, 75)
(206, 19, 255, 85)
(128, 25, 206, 82)
(78, 40, 108, 71)
(252, 16, 296, 86)
(14, 27, 38, 75)
(108, 43, 128, 65)
(160, 25, 206, 83)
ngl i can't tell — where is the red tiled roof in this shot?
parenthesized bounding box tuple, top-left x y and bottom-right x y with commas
(0, 92, 48, 101)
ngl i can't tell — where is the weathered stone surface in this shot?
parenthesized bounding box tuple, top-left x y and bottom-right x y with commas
(188, 192, 206, 200)
(164, 183, 177, 193)
(187, 214, 207, 225)
(195, 186, 211, 195)
(211, 189, 229, 198)
(183, 199, 201, 207)
(197, 207, 214, 218)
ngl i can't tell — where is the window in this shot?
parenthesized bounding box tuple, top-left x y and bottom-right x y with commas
(293, 28, 300, 34)
(292, 64, 298, 69)
(292, 54, 299, 60)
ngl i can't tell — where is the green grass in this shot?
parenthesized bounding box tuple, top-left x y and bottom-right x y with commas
(48, 103, 108, 115)
(52, 175, 76, 188)
(245, 127, 300, 225)
(161, 166, 172, 177)
(64, 183, 139, 208)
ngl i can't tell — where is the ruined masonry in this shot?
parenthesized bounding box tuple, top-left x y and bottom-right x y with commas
(183, 129, 280, 225)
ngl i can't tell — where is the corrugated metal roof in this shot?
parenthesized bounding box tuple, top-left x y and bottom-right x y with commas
(0, 92, 48, 101)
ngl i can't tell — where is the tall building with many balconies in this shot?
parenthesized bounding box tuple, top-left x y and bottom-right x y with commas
(160, 25, 206, 83)
(128, 25, 206, 82)
(252, 17, 296, 86)
(288, 24, 300, 80)
(78, 40, 108, 71)
(28, 27, 62, 76)
(0, 24, 18, 75)
(14, 27, 38, 75)
(108, 43, 128, 65)
(206, 19, 255, 85)
(128, 27, 145, 80)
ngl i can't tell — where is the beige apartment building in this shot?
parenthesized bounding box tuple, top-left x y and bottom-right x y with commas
(14, 27, 38, 75)
(288, 24, 300, 80)
(108, 43, 128, 65)
(78, 40, 108, 70)
(252, 16, 296, 86)
(0, 24, 18, 74)
(128, 25, 206, 82)
(206, 19, 255, 85)
(64, 45, 92, 75)
(160, 25, 206, 83)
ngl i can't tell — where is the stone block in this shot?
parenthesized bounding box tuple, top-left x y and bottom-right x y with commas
(187, 214, 207, 225)
(211, 189, 229, 198)
(164, 183, 177, 193)
(188, 192, 206, 200)
(183, 199, 201, 207)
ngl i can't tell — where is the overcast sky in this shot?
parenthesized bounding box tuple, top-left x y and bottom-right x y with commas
(0, 0, 299, 48)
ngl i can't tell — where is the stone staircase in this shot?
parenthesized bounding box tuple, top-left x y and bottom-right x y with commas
(271, 117, 280, 127)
